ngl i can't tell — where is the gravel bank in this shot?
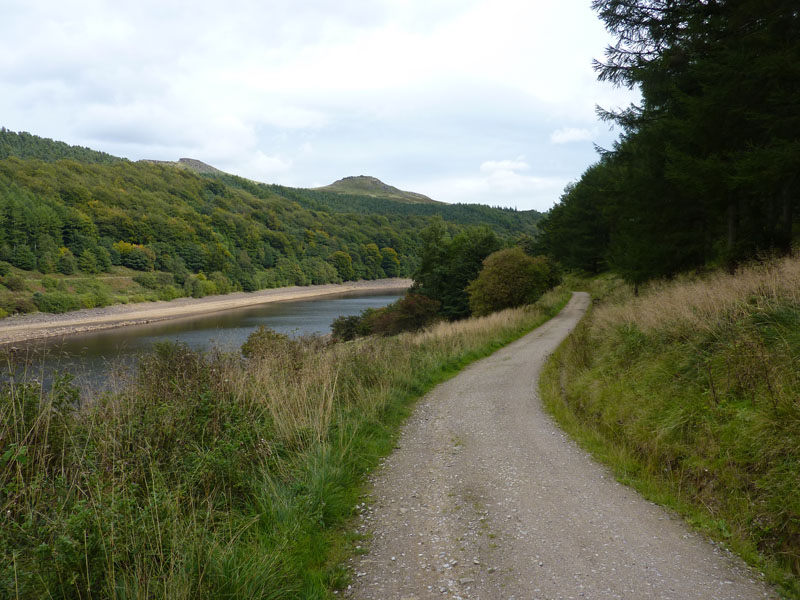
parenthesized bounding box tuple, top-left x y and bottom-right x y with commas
(0, 278, 411, 345)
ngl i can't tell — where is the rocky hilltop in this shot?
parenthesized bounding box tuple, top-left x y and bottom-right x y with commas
(316, 175, 439, 204)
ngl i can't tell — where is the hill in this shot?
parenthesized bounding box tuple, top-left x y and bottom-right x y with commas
(316, 175, 439, 204)
(0, 128, 122, 165)
(0, 130, 541, 317)
(139, 157, 227, 176)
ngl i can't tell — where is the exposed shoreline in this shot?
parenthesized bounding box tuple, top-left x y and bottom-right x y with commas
(0, 278, 412, 345)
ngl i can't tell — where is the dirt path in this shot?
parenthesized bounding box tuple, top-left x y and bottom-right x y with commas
(349, 292, 774, 600)
(0, 279, 411, 345)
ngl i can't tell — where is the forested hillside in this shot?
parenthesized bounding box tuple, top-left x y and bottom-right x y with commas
(0, 130, 540, 316)
(0, 129, 122, 165)
(538, 0, 799, 284)
(255, 181, 540, 237)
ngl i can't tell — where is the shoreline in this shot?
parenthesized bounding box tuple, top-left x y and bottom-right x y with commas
(0, 278, 412, 345)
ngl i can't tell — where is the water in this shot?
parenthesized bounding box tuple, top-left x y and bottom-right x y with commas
(4, 290, 402, 393)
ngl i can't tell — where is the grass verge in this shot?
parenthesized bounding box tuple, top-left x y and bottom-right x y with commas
(541, 257, 800, 598)
(1, 288, 570, 599)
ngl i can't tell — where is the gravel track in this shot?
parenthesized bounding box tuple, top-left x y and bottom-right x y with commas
(348, 292, 774, 600)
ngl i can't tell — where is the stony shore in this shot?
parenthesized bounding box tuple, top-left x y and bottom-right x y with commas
(0, 278, 412, 345)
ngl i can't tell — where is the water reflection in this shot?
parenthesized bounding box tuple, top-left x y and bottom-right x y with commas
(2, 290, 401, 394)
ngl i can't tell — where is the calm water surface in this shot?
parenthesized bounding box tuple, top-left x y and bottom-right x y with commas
(6, 290, 402, 393)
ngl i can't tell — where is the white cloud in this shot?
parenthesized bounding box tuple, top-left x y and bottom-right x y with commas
(418, 158, 567, 212)
(0, 0, 639, 211)
(480, 159, 530, 173)
(550, 127, 596, 144)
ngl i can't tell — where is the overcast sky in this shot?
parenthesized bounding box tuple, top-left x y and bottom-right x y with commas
(1, 0, 637, 211)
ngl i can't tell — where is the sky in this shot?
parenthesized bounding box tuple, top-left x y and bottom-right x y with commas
(0, 0, 638, 212)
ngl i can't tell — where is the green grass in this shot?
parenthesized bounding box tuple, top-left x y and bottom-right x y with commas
(1, 287, 569, 599)
(541, 257, 800, 598)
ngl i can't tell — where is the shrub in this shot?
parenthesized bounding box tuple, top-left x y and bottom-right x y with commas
(366, 294, 441, 336)
(241, 326, 294, 358)
(467, 248, 557, 317)
(5, 294, 36, 314)
(80, 290, 111, 309)
(331, 315, 370, 342)
(0, 261, 10, 276)
(32, 291, 82, 313)
(185, 274, 217, 298)
(1, 274, 26, 291)
(157, 285, 183, 301)
(133, 272, 174, 290)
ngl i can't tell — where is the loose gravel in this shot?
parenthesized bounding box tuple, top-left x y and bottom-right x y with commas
(347, 292, 775, 600)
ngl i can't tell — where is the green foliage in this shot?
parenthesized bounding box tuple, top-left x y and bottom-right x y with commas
(77, 248, 99, 273)
(331, 293, 442, 341)
(542, 262, 800, 595)
(11, 244, 37, 270)
(241, 326, 294, 358)
(1, 274, 25, 292)
(328, 251, 355, 281)
(133, 271, 175, 290)
(330, 314, 369, 342)
(366, 293, 442, 336)
(0, 262, 9, 276)
(0, 129, 122, 164)
(56, 248, 77, 275)
(538, 0, 800, 284)
(0, 132, 540, 318)
(32, 290, 82, 313)
(260, 180, 543, 238)
(467, 248, 558, 317)
(412, 219, 501, 320)
(0, 287, 569, 599)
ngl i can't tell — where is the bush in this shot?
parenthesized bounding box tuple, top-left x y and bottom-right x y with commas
(157, 285, 183, 301)
(241, 326, 294, 358)
(0, 261, 10, 276)
(0, 294, 37, 314)
(1, 274, 26, 292)
(467, 248, 557, 317)
(185, 274, 217, 298)
(33, 291, 82, 313)
(80, 290, 112, 309)
(366, 294, 441, 336)
(133, 272, 175, 290)
(331, 294, 441, 340)
(331, 315, 369, 342)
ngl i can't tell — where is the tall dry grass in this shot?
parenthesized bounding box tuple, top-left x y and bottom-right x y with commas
(594, 253, 800, 335)
(542, 255, 800, 597)
(1, 288, 571, 599)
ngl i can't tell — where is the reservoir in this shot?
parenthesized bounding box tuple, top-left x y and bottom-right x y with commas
(4, 289, 402, 394)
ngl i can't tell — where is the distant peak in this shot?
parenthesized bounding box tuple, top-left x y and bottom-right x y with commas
(316, 175, 439, 204)
(139, 157, 225, 175)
